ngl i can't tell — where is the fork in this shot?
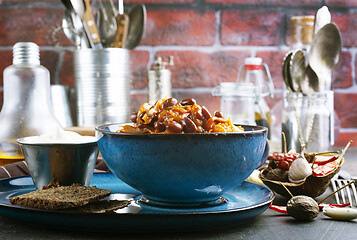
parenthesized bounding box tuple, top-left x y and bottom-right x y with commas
(330, 178, 357, 206)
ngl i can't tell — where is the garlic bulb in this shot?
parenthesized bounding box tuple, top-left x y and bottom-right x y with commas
(288, 147, 312, 184)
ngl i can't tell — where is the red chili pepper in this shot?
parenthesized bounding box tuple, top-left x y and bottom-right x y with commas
(314, 155, 339, 166)
(268, 153, 297, 162)
(269, 204, 287, 213)
(313, 161, 339, 176)
(318, 203, 350, 210)
(275, 160, 290, 170)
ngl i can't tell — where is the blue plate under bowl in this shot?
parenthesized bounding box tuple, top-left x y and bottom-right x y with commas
(0, 173, 274, 232)
(96, 124, 269, 207)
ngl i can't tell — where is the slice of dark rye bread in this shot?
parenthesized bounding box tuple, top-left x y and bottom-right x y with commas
(68, 200, 132, 213)
(9, 184, 111, 210)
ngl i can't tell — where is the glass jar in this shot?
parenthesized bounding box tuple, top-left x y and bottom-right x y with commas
(212, 82, 256, 125)
(0, 42, 60, 166)
(290, 15, 315, 51)
(237, 58, 274, 139)
(282, 91, 334, 153)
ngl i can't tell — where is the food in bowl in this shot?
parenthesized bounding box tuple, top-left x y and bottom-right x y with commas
(96, 98, 269, 207)
(120, 97, 243, 134)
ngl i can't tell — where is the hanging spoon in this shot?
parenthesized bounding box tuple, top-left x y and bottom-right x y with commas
(125, 4, 147, 50)
(282, 50, 294, 92)
(309, 23, 342, 91)
(289, 49, 306, 92)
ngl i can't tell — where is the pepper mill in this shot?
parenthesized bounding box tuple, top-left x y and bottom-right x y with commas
(148, 56, 174, 104)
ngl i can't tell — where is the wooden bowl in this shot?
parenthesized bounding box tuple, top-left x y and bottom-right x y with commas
(259, 155, 344, 198)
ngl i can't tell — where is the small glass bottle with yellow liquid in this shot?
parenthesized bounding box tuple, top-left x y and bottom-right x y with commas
(0, 42, 60, 167)
(237, 58, 274, 139)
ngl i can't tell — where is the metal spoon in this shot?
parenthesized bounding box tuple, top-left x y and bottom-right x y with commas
(289, 49, 306, 92)
(282, 50, 294, 92)
(62, 10, 81, 48)
(309, 23, 342, 91)
(98, 0, 117, 47)
(301, 65, 319, 94)
(314, 6, 331, 35)
(125, 4, 146, 50)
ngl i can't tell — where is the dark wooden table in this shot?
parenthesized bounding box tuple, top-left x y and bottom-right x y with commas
(0, 148, 356, 240)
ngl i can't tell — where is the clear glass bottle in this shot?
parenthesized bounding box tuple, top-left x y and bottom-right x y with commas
(237, 58, 274, 139)
(0, 42, 60, 166)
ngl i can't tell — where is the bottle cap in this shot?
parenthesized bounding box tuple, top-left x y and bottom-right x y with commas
(244, 57, 262, 66)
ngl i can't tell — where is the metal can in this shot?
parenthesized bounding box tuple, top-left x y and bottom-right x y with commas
(74, 48, 131, 126)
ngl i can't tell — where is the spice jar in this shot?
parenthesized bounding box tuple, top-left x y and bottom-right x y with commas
(0, 42, 60, 166)
(290, 16, 315, 50)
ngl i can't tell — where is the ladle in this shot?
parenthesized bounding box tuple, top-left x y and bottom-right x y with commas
(309, 23, 342, 91)
(125, 4, 146, 50)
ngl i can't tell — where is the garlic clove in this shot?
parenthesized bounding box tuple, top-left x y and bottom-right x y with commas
(323, 206, 357, 221)
(288, 148, 312, 184)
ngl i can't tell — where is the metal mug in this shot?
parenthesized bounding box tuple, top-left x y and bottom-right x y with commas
(17, 137, 98, 189)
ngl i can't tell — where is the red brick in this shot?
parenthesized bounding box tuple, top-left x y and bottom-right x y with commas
(332, 51, 352, 89)
(256, 51, 289, 89)
(206, 0, 320, 6)
(1, 0, 59, 2)
(60, 51, 75, 87)
(332, 12, 357, 47)
(155, 50, 250, 88)
(0, 6, 72, 47)
(130, 50, 150, 89)
(141, 9, 216, 46)
(130, 93, 148, 114)
(0, 50, 12, 86)
(325, 0, 357, 8)
(221, 10, 281, 46)
(125, 0, 196, 3)
(333, 132, 357, 147)
(334, 93, 357, 128)
(41, 50, 61, 85)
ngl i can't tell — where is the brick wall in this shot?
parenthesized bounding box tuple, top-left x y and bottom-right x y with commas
(0, 0, 356, 146)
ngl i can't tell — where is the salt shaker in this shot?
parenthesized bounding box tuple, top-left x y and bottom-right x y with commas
(148, 56, 174, 104)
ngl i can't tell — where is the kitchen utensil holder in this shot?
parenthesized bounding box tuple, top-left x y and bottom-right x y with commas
(74, 48, 131, 127)
(282, 91, 334, 153)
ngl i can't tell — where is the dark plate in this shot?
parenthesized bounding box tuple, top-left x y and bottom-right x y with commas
(0, 173, 274, 233)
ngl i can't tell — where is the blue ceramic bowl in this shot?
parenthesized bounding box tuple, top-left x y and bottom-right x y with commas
(96, 123, 269, 207)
